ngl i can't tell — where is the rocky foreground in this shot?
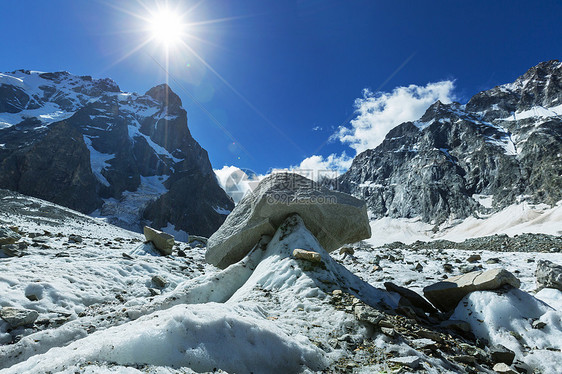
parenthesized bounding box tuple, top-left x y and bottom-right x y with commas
(1, 179, 562, 373)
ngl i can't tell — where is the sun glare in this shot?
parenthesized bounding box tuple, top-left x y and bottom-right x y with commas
(149, 7, 184, 47)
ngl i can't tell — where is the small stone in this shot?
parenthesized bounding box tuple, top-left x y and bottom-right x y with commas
(55, 252, 70, 258)
(292, 248, 322, 263)
(451, 355, 477, 364)
(388, 356, 420, 369)
(532, 320, 546, 330)
(490, 344, 516, 365)
(1, 244, 21, 257)
(371, 265, 382, 272)
(440, 320, 472, 332)
(411, 338, 436, 349)
(460, 264, 481, 273)
(443, 263, 454, 273)
(354, 304, 385, 326)
(487, 257, 501, 264)
(381, 327, 395, 337)
(332, 289, 343, 297)
(339, 246, 355, 256)
(415, 263, 424, 272)
(151, 275, 167, 288)
(68, 234, 83, 243)
(148, 288, 161, 296)
(0, 307, 39, 327)
(177, 249, 186, 257)
(467, 254, 481, 263)
(492, 362, 518, 374)
(122, 253, 134, 260)
(0, 227, 21, 245)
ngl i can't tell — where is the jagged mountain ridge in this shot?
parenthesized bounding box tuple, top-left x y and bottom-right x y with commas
(339, 60, 562, 225)
(0, 70, 233, 236)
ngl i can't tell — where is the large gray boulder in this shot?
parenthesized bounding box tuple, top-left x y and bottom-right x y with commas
(423, 268, 520, 312)
(205, 172, 371, 268)
(536, 259, 562, 291)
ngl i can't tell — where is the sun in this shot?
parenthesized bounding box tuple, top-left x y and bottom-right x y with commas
(148, 7, 185, 47)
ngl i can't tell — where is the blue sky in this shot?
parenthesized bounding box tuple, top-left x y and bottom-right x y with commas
(2, 0, 561, 174)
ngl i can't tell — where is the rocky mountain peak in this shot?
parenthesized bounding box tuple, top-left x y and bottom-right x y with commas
(0, 69, 233, 237)
(340, 60, 562, 226)
(145, 83, 182, 108)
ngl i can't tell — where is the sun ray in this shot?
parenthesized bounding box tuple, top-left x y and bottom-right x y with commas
(179, 40, 306, 154)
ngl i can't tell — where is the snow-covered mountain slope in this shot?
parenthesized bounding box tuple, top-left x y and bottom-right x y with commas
(339, 60, 562, 226)
(2, 191, 562, 373)
(0, 70, 233, 237)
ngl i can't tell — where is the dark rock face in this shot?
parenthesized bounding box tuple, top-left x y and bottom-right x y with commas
(0, 70, 233, 236)
(339, 60, 562, 224)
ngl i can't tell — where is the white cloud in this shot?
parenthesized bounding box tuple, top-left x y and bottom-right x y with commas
(293, 152, 353, 175)
(214, 166, 263, 204)
(335, 81, 456, 153)
(215, 153, 353, 204)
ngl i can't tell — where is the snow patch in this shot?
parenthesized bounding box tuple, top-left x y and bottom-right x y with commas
(499, 104, 562, 121)
(451, 289, 562, 372)
(161, 222, 189, 242)
(472, 194, 493, 208)
(128, 123, 182, 163)
(83, 135, 114, 187)
(213, 206, 231, 215)
(367, 200, 562, 246)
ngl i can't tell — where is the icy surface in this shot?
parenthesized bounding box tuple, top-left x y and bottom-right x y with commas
(1, 192, 561, 373)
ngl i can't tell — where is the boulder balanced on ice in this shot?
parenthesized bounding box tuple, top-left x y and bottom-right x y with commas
(205, 172, 371, 268)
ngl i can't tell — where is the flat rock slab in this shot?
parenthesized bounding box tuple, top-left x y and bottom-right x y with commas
(388, 356, 420, 369)
(384, 282, 437, 314)
(423, 268, 520, 312)
(0, 307, 39, 327)
(206, 173, 371, 268)
(143, 226, 174, 255)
